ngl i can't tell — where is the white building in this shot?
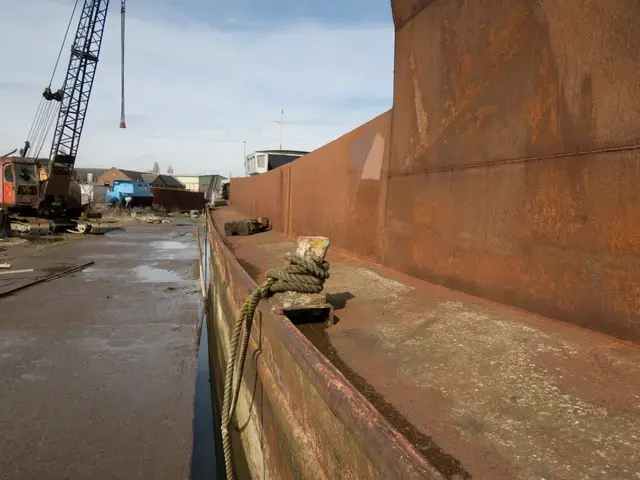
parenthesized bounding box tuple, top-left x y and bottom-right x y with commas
(174, 175, 205, 192)
(245, 149, 309, 176)
(174, 174, 226, 194)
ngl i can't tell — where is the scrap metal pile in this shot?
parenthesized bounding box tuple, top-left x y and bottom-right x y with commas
(8, 215, 121, 236)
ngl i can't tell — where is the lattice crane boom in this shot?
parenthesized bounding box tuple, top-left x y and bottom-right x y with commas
(44, 0, 110, 198)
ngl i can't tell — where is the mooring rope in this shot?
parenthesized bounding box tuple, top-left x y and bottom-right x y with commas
(221, 252, 330, 480)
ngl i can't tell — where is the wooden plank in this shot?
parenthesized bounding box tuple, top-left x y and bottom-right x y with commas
(0, 269, 34, 276)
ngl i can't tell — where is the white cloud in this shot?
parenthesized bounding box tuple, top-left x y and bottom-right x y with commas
(0, 0, 394, 176)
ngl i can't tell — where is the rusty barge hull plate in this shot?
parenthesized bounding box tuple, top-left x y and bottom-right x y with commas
(229, 0, 640, 344)
(206, 210, 442, 479)
(208, 207, 640, 480)
(214, 0, 640, 476)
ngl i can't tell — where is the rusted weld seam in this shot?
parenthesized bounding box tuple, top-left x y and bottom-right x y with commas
(388, 143, 640, 177)
(286, 167, 293, 237)
(381, 104, 396, 268)
(395, 1, 438, 32)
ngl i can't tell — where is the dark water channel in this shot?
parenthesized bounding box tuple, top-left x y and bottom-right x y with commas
(191, 234, 226, 480)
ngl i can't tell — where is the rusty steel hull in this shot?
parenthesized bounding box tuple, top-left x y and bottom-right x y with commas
(150, 187, 206, 212)
(231, 112, 391, 265)
(210, 0, 640, 477)
(229, 166, 290, 234)
(228, 0, 640, 343)
(386, 0, 640, 341)
(209, 207, 640, 479)
(205, 212, 442, 479)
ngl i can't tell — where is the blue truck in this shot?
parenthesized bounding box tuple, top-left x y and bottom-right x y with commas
(104, 179, 154, 209)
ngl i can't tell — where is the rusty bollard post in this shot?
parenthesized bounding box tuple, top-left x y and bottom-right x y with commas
(271, 236, 335, 326)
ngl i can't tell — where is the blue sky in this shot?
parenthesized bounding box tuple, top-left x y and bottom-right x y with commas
(0, 0, 394, 176)
(149, 0, 391, 27)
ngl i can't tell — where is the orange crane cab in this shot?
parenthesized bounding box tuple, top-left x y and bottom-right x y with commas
(0, 157, 41, 212)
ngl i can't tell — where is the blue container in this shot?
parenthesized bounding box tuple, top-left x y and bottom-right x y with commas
(105, 180, 154, 208)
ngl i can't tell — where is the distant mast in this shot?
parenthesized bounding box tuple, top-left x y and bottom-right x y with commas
(273, 108, 292, 150)
(278, 109, 284, 149)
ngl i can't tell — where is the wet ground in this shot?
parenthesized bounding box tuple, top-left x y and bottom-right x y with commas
(0, 223, 204, 479)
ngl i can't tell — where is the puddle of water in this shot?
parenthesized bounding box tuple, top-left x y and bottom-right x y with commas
(79, 253, 120, 260)
(133, 265, 185, 283)
(83, 265, 187, 284)
(151, 240, 188, 250)
(81, 267, 121, 281)
(150, 239, 195, 260)
(105, 241, 138, 247)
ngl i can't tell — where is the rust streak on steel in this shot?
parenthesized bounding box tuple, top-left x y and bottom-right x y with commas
(207, 211, 444, 479)
(388, 142, 640, 176)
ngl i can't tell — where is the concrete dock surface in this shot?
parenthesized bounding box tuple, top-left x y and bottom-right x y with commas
(0, 223, 200, 479)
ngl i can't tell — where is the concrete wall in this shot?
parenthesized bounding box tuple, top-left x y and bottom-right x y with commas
(229, 0, 640, 343)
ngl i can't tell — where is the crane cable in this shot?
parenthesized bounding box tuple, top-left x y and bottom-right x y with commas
(31, 101, 56, 159)
(29, 101, 52, 152)
(26, 97, 45, 144)
(120, 0, 126, 129)
(26, 0, 80, 156)
(35, 104, 59, 159)
(49, 0, 80, 90)
(27, 97, 54, 157)
(23, 0, 125, 159)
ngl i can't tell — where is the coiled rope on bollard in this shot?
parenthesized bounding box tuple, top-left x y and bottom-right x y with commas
(221, 252, 330, 480)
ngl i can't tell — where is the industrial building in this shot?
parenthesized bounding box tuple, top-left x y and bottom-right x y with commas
(174, 174, 226, 195)
(141, 173, 186, 189)
(245, 149, 308, 176)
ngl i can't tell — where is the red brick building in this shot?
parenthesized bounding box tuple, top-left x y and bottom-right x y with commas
(96, 167, 146, 187)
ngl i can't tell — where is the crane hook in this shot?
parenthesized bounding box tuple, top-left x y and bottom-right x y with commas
(119, 0, 126, 129)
